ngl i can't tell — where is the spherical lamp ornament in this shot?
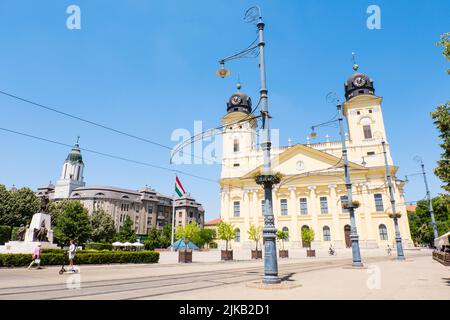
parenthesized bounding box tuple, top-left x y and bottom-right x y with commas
(216, 62, 230, 78)
(353, 63, 359, 72)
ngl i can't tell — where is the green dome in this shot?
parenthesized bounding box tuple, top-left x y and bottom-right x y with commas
(66, 144, 83, 163)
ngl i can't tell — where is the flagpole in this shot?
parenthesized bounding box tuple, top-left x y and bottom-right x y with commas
(171, 192, 176, 252)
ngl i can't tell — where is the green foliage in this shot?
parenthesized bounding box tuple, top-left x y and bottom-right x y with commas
(431, 102, 450, 192)
(208, 241, 218, 249)
(0, 185, 40, 227)
(301, 228, 315, 249)
(408, 195, 450, 246)
(0, 225, 12, 245)
(115, 216, 137, 243)
(144, 225, 173, 250)
(247, 224, 263, 251)
(175, 222, 200, 247)
(10, 226, 19, 241)
(276, 230, 289, 250)
(90, 209, 116, 243)
(0, 251, 159, 267)
(53, 201, 92, 246)
(437, 32, 450, 74)
(217, 221, 236, 251)
(85, 242, 113, 251)
(194, 228, 216, 248)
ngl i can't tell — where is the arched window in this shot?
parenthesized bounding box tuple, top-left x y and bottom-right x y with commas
(233, 201, 240, 217)
(235, 228, 241, 242)
(323, 226, 331, 241)
(282, 227, 289, 241)
(379, 224, 388, 240)
(233, 139, 239, 152)
(94, 192, 105, 197)
(360, 117, 373, 139)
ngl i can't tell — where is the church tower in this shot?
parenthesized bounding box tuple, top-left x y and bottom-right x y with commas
(343, 60, 393, 165)
(220, 83, 257, 178)
(54, 140, 86, 199)
(343, 64, 388, 145)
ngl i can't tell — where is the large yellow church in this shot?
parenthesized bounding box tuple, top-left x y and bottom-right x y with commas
(219, 68, 413, 250)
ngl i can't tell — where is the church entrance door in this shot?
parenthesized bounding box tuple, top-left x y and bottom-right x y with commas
(344, 225, 351, 248)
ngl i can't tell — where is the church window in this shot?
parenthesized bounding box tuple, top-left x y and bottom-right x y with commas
(235, 228, 240, 242)
(261, 200, 265, 215)
(233, 201, 240, 217)
(323, 226, 331, 241)
(282, 227, 289, 241)
(379, 224, 388, 240)
(280, 199, 288, 216)
(76, 167, 80, 180)
(320, 197, 329, 214)
(367, 151, 375, 156)
(363, 125, 372, 139)
(357, 111, 361, 115)
(233, 139, 239, 152)
(369, 109, 373, 113)
(374, 194, 384, 212)
(299, 198, 308, 215)
(233, 163, 240, 167)
(340, 195, 349, 213)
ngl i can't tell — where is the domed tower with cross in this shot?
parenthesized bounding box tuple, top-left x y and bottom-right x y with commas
(54, 137, 86, 199)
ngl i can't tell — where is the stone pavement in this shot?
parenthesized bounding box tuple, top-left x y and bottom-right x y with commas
(0, 248, 448, 299)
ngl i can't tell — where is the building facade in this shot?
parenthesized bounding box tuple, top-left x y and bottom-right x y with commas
(37, 146, 205, 235)
(219, 69, 413, 250)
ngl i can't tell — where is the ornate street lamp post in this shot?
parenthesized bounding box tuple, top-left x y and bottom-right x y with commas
(381, 141, 405, 260)
(217, 7, 280, 284)
(418, 160, 439, 242)
(337, 104, 363, 267)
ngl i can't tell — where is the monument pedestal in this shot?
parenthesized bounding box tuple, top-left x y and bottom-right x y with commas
(0, 241, 58, 254)
(0, 212, 57, 254)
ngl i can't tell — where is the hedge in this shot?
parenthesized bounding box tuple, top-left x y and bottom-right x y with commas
(0, 226, 12, 245)
(84, 242, 113, 251)
(0, 251, 159, 268)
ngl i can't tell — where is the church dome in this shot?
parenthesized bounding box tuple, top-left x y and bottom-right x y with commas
(66, 143, 83, 163)
(344, 70, 375, 101)
(226, 83, 252, 114)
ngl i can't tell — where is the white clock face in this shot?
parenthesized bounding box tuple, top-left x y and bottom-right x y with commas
(231, 95, 242, 105)
(353, 76, 366, 87)
(296, 161, 305, 171)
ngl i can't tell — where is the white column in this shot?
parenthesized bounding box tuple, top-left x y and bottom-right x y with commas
(288, 186, 300, 248)
(308, 185, 320, 247)
(328, 184, 343, 248)
(362, 183, 377, 248)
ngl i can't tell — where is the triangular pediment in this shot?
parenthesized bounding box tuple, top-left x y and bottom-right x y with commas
(242, 144, 366, 179)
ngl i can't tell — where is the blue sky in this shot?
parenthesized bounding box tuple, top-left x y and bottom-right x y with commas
(0, 0, 448, 221)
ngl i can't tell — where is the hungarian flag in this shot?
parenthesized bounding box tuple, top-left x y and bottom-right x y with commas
(175, 176, 186, 197)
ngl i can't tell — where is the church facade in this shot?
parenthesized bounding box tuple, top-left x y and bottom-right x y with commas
(219, 69, 413, 249)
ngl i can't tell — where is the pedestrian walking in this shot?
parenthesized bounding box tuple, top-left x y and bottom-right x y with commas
(28, 244, 42, 270)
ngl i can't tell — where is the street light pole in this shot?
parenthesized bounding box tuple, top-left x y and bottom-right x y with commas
(419, 161, 439, 241)
(337, 104, 363, 267)
(381, 141, 405, 260)
(255, 12, 281, 285)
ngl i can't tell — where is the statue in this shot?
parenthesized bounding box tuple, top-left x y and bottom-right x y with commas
(40, 195, 49, 214)
(33, 221, 49, 242)
(17, 224, 27, 241)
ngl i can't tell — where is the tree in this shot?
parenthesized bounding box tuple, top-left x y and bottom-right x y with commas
(53, 201, 92, 246)
(90, 209, 116, 243)
(0, 184, 40, 227)
(217, 221, 236, 252)
(276, 230, 289, 251)
(145, 227, 161, 250)
(193, 228, 216, 248)
(116, 215, 137, 243)
(408, 195, 450, 246)
(247, 224, 263, 251)
(432, 33, 450, 191)
(175, 222, 200, 250)
(301, 228, 315, 250)
(159, 224, 173, 248)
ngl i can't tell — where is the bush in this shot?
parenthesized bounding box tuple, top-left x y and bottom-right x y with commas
(10, 226, 19, 241)
(0, 251, 160, 267)
(85, 242, 113, 251)
(41, 248, 66, 254)
(0, 226, 12, 245)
